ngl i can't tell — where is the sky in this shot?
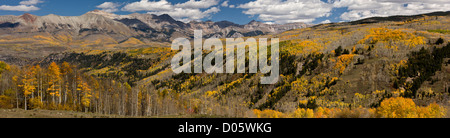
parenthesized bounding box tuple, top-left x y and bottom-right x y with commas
(0, 0, 449, 25)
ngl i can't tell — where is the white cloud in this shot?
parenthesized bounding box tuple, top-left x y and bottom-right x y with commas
(175, 0, 219, 9)
(229, 5, 235, 8)
(333, 0, 450, 21)
(20, 0, 43, 5)
(0, 5, 39, 11)
(320, 19, 331, 24)
(221, 1, 229, 7)
(238, 0, 333, 24)
(0, 0, 42, 11)
(122, 0, 221, 22)
(97, 2, 121, 13)
(237, 0, 450, 23)
(122, 0, 173, 12)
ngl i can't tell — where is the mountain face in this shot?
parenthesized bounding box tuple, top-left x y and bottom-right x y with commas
(26, 11, 450, 118)
(0, 10, 309, 42)
(0, 10, 309, 63)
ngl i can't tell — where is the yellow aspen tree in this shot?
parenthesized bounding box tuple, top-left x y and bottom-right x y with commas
(334, 54, 355, 74)
(60, 62, 72, 105)
(19, 66, 36, 110)
(0, 61, 10, 78)
(90, 76, 100, 113)
(32, 65, 44, 103)
(77, 81, 92, 112)
(47, 62, 61, 105)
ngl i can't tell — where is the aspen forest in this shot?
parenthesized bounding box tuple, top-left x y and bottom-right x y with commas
(1, 11, 450, 118)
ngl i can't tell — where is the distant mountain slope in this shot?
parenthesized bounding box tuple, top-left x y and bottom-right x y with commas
(350, 11, 450, 25)
(0, 11, 449, 118)
(0, 10, 309, 42)
(0, 10, 309, 61)
(313, 11, 450, 28)
(33, 10, 450, 117)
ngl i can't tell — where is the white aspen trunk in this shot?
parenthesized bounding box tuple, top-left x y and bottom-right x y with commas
(25, 96, 27, 110)
(147, 93, 151, 116)
(136, 89, 139, 116)
(16, 87, 19, 109)
(31, 82, 34, 99)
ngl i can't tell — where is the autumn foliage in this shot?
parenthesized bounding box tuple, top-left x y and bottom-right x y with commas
(377, 97, 446, 118)
(359, 28, 425, 50)
(334, 54, 355, 74)
(253, 97, 445, 118)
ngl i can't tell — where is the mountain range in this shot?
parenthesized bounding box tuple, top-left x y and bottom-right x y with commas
(0, 10, 309, 42)
(0, 10, 449, 118)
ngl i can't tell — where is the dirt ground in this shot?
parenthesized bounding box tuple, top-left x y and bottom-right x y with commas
(0, 108, 127, 118)
(0, 108, 225, 118)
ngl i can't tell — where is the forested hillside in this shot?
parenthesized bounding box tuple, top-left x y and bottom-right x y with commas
(0, 12, 449, 118)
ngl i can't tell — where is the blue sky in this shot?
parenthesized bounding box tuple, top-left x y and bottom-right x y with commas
(0, 0, 449, 25)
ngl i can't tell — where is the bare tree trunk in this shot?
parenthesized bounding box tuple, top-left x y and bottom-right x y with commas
(15, 86, 19, 109)
(25, 96, 27, 110)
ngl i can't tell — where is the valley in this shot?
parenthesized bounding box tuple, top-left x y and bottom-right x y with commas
(0, 10, 449, 118)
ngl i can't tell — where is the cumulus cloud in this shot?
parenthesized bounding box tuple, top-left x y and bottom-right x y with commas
(237, 0, 449, 24)
(0, 0, 43, 11)
(320, 19, 331, 24)
(0, 5, 39, 11)
(122, 0, 173, 12)
(121, 0, 220, 22)
(222, 0, 235, 8)
(175, 0, 219, 9)
(333, 0, 450, 21)
(97, 2, 121, 12)
(221, 1, 229, 7)
(238, 0, 333, 24)
(20, 0, 43, 5)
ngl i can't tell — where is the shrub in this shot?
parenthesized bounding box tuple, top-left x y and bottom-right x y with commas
(335, 46, 343, 57)
(253, 109, 285, 118)
(377, 97, 446, 118)
(29, 97, 44, 109)
(342, 49, 350, 55)
(291, 108, 314, 118)
(435, 38, 444, 45)
(415, 103, 446, 118)
(377, 97, 417, 118)
(333, 107, 377, 118)
(0, 95, 13, 109)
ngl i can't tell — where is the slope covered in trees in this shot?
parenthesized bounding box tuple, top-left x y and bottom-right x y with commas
(1, 13, 450, 118)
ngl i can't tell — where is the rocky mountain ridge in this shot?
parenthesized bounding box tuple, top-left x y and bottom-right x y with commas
(0, 10, 310, 42)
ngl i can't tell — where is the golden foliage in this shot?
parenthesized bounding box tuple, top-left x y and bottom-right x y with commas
(253, 96, 446, 118)
(218, 74, 247, 93)
(47, 62, 61, 97)
(334, 54, 355, 74)
(377, 97, 416, 118)
(0, 95, 13, 109)
(78, 81, 92, 108)
(291, 108, 314, 118)
(253, 107, 377, 118)
(281, 40, 324, 56)
(19, 68, 36, 97)
(0, 61, 10, 78)
(33, 35, 61, 45)
(377, 97, 446, 118)
(253, 109, 285, 118)
(359, 28, 425, 50)
(29, 96, 44, 109)
(121, 37, 144, 45)
(389, 60, 407, 76)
